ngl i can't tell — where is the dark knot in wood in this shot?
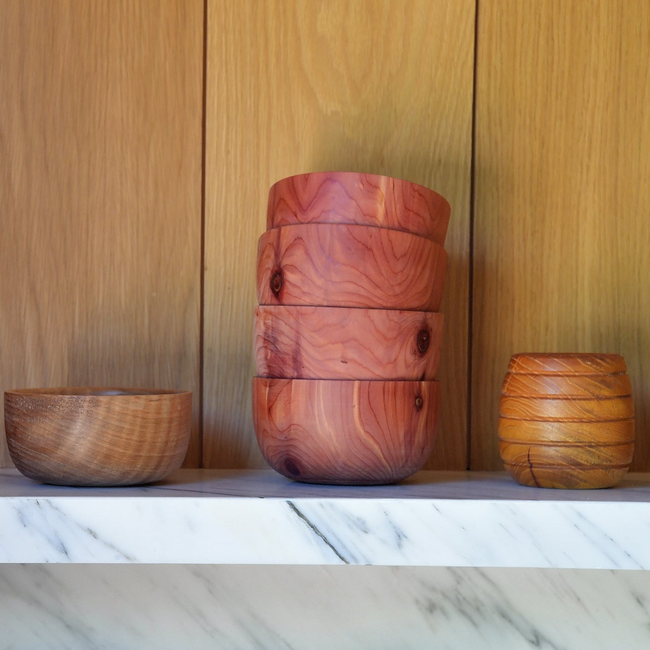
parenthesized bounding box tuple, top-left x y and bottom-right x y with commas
(270, 270, 283, 297)
(417, 329, 430, 354)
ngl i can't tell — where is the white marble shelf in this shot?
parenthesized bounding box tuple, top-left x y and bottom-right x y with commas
(2, 468, 650, 568)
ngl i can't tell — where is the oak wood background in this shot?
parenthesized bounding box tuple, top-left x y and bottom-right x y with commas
(2, 0, 649, 474)
(203, 0, 474, 469)
(472, 0, 650, 470)
(0, 0, 203, 467)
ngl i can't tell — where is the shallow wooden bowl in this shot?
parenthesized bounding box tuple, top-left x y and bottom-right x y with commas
(254, 305, 443, 380)
(252, 378, 440, 485)
(257, 223, 447, 310)
(4, 388, 192, 487)
(267, 171, 451, 245)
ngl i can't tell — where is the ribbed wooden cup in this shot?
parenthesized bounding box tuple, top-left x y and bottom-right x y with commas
(498, 353, 634, 489)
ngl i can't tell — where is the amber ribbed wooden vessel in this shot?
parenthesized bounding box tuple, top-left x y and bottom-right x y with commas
(501, 372, 633, 398)
(257, 223, 447, 310)
(499, 395, 634, 421)
(499, 353, 634, 489)
(507, 352, 627, 375)
(266, 172, 451, 245)
(253, 378, 441, 485)
(254, 306, 443, 380)
(4, 388, 192, 487)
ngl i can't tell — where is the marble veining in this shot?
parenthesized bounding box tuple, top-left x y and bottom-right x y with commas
(2, 469, 650, 568)
(2, 565, 650, 650)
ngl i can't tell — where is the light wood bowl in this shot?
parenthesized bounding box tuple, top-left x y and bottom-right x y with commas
(499, 353, 634, 489)
(252, 378, 441, 485)
(257, 223, 447, 310)
(254, 305, 443, 380)
(4, 388, 192, 487)
(267, 171, 451, 245)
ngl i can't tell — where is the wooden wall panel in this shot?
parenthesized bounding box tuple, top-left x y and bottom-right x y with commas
(473, 1, 650, 469)
(0, 1, 203, 466)
(204, 0, 475, 468)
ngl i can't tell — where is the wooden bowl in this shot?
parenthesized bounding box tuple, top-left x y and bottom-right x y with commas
(257, 223, 447, 310)
(498, 353, 634, 489)
(254, 305, 443, 380)
(252, 378, 440, 485)
(267, 171, 451, 245)
(4, 388, 192, 487)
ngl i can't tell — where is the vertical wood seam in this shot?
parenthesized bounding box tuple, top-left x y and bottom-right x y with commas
(199, 0, 209, 468)
(467, 0, 480, 471)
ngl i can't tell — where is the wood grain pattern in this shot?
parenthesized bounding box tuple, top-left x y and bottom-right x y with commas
(501, 463, 630, 490)
(498, 351, 635, 487)
(501, 372, 632, 399)
(257, 223, 447, 310)
(5, 389, 192, 486)
(499, 424, 634, 489)
(267, 172, 451, 244)
(204, 0, 474, 469)
(499, 396, 634, 422)
(0, 1, 203, 467)
(252, 377, 440, 484)
(499, 441, 634, 468)
(255, 306, 443, 380)
(473, 0, 650, 470)
(507, 354, 627, 376)
(498, 418, 635, 445)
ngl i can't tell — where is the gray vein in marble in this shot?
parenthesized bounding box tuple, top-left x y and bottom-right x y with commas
(5, 565, 650, 649)
(287, 501, 350, 564)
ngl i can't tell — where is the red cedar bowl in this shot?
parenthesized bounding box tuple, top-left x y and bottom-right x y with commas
(254, 305, 444, 380)
(267, 171, 451, 245)
(257, 223, 447, 311)
(252, 377, 441, 485)
(4, 388, 192, 487)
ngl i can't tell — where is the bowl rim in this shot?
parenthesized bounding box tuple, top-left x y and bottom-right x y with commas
(268, 171, 450, 209)
(5, 387, 191, 397)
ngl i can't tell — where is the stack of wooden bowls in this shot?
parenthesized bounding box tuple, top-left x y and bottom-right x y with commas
(252, 172, 451, 485)
(499, 353, 634, 489)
